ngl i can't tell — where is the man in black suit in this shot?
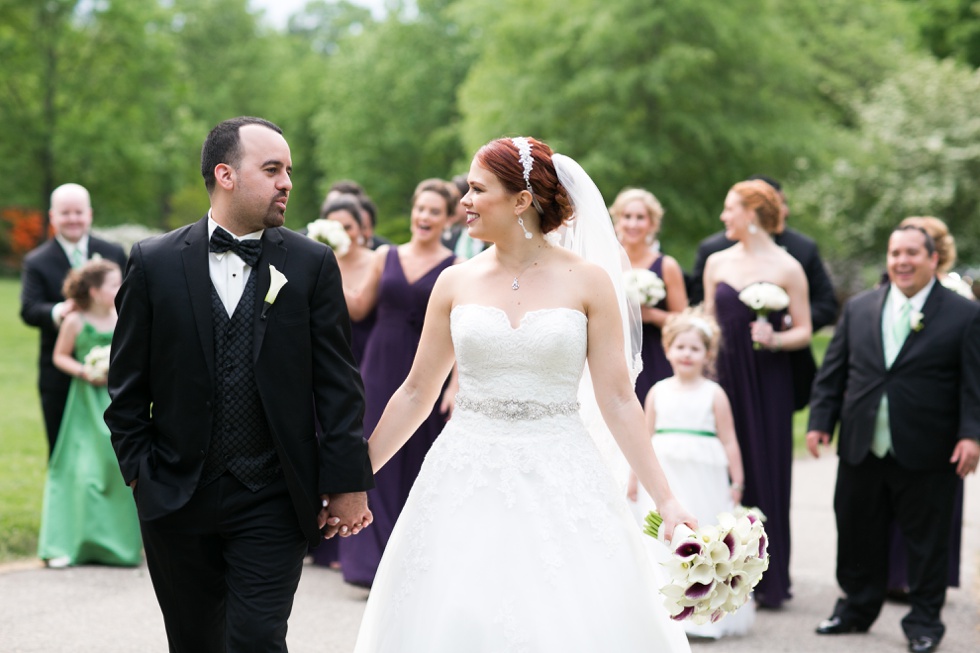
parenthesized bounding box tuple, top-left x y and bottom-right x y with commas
(689, 176, 837, 409)
(105, 117, 374, 652)
(19, 183, 127, 455)
(806, 225, 980, 653)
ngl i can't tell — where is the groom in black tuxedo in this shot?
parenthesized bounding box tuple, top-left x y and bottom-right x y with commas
(106, 117, 374, 652)
(806, 225, 980, 653)
(20, 183, 127, 455)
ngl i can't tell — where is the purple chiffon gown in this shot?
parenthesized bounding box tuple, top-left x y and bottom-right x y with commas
(311, 309, 377, 568)
(339, 248, 454, 587)
(714, 281, 794, 608)
(633, 255, 674, 404)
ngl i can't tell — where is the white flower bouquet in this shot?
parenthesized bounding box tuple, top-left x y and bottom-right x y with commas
(940, 273, 974, 300)
(738, 282, 790, 349)
(623, 269, 667, 307)
(306, 219, 351, 257)
(82, 345, 111, 382)
(644, 506, 769, 624)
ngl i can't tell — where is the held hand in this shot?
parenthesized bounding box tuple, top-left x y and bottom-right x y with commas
(62, 298, 78, 318)
(806, 430, 831, 458)
(950, 438, 980, 478)
(749, 319, 774, 348)
(656, 496, 698, 544)
(325, 491, 373, 538)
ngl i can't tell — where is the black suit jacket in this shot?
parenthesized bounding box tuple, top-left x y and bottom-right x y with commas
(20, 236, 127, 389)
(105, 217, 374, 546)
(808, 282, 980, 471)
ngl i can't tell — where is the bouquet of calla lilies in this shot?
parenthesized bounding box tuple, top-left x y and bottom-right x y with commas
(306, 219, 351, 257)
(644, 506, 769, 624)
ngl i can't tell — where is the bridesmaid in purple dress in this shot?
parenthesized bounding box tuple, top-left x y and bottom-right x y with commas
(610, 188, 688, 403)
(339, 179, 458, 587)
(310, 197, 378, 568)
(703, 180, 812, 609)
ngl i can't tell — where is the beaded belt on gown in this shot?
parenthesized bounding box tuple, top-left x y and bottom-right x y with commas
(454, 395, 580, 421)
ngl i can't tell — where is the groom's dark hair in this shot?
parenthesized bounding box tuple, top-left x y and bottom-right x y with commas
(201, 116, 283, 193)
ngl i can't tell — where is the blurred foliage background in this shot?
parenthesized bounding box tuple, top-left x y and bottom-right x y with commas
(1, 0, 979, 291)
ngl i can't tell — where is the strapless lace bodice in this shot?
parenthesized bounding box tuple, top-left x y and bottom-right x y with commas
(451, 305, 587, 406)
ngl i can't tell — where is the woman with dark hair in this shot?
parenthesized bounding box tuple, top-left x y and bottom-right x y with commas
(308, 197, 377, 570)
(351, 137, 695, 652)
(703, 180, 813, 609)
(338, 178, 458, 588)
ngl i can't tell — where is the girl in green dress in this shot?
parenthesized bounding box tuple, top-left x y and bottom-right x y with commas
(38, 258, 142, 567)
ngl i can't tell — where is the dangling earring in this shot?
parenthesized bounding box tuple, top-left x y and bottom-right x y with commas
(518, 216, 532, 240)
(748, 222, 759, 235)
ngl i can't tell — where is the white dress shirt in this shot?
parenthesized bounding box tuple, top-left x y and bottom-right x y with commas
(882, 277, 934, 361)
(52, 234, 91, 325)
(208, 213, 264, 317)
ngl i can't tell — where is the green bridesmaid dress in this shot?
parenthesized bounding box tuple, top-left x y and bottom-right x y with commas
(37, 322, 142, 566)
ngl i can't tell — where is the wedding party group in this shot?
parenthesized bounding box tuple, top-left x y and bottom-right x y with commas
(18, 115, 979, 653)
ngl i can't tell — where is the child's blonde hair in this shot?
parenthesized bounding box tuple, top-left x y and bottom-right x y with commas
(661, 307, 721, 375)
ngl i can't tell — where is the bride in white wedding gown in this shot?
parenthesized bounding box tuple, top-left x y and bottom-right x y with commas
(352, 137, 695, 653)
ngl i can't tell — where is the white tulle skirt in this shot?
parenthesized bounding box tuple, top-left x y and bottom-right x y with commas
(629, 433, 756, 639)
(353, 409, 691, 652)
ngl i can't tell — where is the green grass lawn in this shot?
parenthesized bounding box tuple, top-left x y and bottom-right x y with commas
(0, 277, 48, 561)
(793, 330, 831, 454)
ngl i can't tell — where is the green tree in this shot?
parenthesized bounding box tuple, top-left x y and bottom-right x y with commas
(794, 55, 980, 278)
(452, 0, 906, 263)
(310, 5, 471, 237)
(903, 0, 980, 68)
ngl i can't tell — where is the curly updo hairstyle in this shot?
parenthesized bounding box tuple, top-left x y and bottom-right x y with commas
(900, 216, 956, 274)
(62, 258, 120, 311)
(474, 137, 573, 234)
(730, 179, 782, 234)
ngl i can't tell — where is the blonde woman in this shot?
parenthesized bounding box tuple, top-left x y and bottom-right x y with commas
(611, 188, 688, 402)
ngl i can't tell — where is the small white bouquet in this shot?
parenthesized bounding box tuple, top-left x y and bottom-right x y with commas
(82, 345, 111, 382)
(738, 282, 790, 349)
(644, 506, 769, 624)
(623, 269, 667, 307)
(306, 219, 351, 257)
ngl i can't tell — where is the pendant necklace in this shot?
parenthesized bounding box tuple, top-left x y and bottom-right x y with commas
(510, 252, 544, 291)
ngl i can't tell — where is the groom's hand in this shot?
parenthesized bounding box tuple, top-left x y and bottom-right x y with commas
(321, 491, 372, 539)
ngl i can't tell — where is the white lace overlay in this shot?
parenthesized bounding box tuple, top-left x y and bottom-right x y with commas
(354, 306, 690, 653)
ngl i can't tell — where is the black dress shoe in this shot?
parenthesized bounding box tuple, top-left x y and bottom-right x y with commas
(908, 636, 939, 653)
(815, 616, 869, 635)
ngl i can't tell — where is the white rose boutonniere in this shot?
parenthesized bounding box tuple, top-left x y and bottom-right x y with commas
(909, 310, 924, 332)
(262, 264, 288, 319)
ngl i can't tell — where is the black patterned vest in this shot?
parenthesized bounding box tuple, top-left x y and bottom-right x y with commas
(200, 269, 281, 490)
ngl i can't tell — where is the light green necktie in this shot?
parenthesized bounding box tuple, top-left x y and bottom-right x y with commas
(70, 247, 84, 269)
(871, 299, 913, 457)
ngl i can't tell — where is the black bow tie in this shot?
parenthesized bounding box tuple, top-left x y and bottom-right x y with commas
(209, 226, 262, 267)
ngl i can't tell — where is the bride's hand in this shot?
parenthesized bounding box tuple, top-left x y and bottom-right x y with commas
(656, 496, 697, 544)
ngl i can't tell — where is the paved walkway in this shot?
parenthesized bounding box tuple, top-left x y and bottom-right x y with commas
(1, 456, 977, 652)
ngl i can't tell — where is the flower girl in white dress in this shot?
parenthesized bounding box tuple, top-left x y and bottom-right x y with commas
(627, 308, 755, 638)
(350, 137, 696, 653)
